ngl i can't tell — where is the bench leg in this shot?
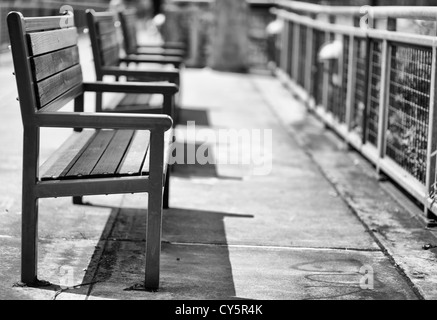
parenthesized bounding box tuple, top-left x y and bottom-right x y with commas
(144, 132, 166, 291)
(96, 92, 103, 112)
(21, 196, 39, 285)
(145, 188, 164, 291)
(163, 168, 170, 209)
(20, 127, 42, 286)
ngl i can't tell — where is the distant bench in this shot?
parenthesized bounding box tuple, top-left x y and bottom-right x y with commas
(86, 9, 184, 119)
(8, 10, 177, 291)
(118, 8, 186, 57)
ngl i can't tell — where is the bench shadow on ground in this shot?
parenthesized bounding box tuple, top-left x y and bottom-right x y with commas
(174, 107, 243, 181)
(36, 204, 253, 299)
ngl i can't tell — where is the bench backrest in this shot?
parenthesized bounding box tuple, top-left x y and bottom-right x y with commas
(118, 9, 138, 55)
(86, 10, 121, 77)
(8, 11, 84, 124)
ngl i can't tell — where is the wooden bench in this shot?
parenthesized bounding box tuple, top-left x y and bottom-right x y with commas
(86, 9, 183, 117)
(7, 11, 177, 291)
(118, 9, 186, 57)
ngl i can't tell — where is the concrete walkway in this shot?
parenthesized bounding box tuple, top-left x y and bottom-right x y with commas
(0, 35, 436, 300)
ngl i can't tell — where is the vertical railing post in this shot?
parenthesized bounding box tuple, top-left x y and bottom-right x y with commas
(358, 15, 371, 145)
(345, 33, 357, 133)
(280, 17, 288, 73)
(376, 39, 390, 173)
(426, 45, 437, 218)
(287, 21, 293, 77)
(336, 33, 345, 121)
(305, 25, 314, 96)
(292, 21, 300, 81)
(322, 32, 330, 112)
(275, 16, 281, 66)
(307, 13, 317, 106)
(322, 15, 335, 112)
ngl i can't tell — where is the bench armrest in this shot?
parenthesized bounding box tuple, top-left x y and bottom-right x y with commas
(83, 81, 179, 95)
(120, 55, 183, 67)
(101, 67, 180, 83)
(35, 112, 173, 131)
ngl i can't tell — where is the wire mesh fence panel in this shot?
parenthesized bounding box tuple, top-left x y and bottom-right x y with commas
(386, 44, 432, 184)
(271, 3, 437, 216)
(312, 29, 325, 105)
(366, 40, 382, 146)
(352, 37, 367, 137)
(333, 34, 349, 124)
(297, 25, 307, 87)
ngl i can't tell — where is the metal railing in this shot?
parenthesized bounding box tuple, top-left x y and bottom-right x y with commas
(271, 0, 437, 218)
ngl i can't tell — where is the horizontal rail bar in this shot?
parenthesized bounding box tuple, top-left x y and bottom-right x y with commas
(367, 29, 436, 47)
(169, 0, 214, 4)
(370, 6, 437, 21)
(273, 8, 367, 37)
(276, 0, 362, 16)
(273, 8, 437, 47)
(276, 0, 437, 21)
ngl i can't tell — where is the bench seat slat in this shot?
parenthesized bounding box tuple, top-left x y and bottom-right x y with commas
(27, 27, 78, 56)
(118, 130, 151, 176)
(91, 129, 135, 177)
(40, 129, 157, 181)
(40, 130, 96, 181)
(109, 93, 162, 114)
(65, 129, 115, 178)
